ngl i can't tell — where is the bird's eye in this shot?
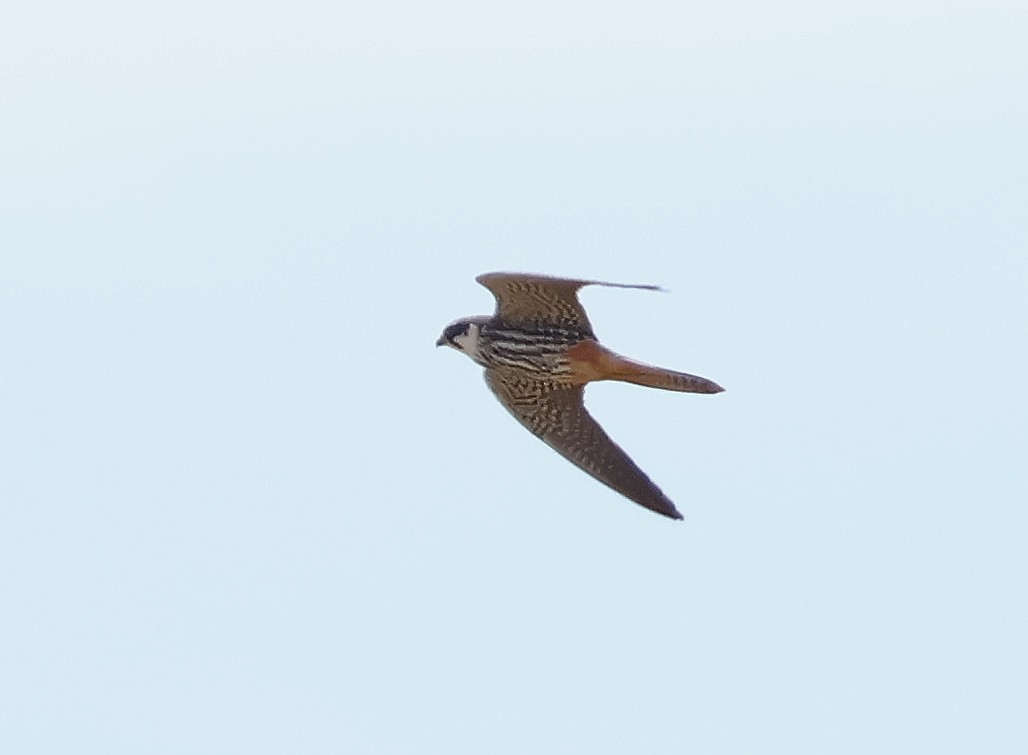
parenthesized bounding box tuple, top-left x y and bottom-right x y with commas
(445, 322, 468, 343)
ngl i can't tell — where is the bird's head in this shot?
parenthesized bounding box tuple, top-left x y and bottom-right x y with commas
(436, 316, 488, 360)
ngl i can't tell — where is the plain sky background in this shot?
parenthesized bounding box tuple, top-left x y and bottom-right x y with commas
(2, 1, 1026, 752)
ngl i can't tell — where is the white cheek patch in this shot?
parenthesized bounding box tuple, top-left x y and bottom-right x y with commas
(453, 325, 481, 361)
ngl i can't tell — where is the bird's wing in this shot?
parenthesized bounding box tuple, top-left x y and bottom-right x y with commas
(476, 272, 661, 337)
(483, 368, 683, 520)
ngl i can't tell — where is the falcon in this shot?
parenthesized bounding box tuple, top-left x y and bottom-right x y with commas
(436, 272, 724, 520)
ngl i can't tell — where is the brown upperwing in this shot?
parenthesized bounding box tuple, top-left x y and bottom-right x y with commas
(483, 368, 684, 520)
(475, 272, 661, 335)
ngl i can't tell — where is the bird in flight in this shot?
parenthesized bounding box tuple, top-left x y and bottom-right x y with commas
(436, 272, 724, 520)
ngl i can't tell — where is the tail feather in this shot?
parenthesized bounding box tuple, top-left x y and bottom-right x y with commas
(609, 358, 724, 394)
(566, 340, 724, 394)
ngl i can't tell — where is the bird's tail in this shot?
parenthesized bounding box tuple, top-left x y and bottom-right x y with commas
(608, 357, 724, 394)
(567, 340, 725, 394)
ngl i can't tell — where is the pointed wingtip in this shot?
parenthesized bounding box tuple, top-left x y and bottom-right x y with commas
(599, 281, 665, 293)
(655, 501, 685, 520)
(697, 378, 726, 394)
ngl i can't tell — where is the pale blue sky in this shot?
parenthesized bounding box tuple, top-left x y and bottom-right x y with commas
(2, 1, 1026, 752)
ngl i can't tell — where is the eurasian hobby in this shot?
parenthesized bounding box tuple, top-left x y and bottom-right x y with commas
(436, 272, 724, 520)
